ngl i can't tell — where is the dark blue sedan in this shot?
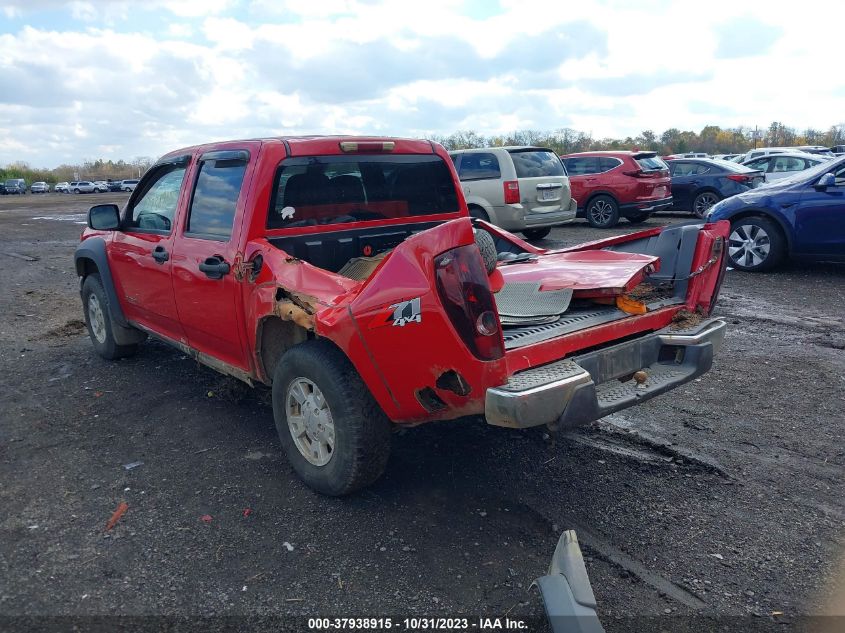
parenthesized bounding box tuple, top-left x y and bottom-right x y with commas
(707, 157, 845, 271)
(668, 158, 765, 217)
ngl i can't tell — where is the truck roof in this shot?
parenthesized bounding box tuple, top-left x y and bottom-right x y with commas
(158, 136, 439, 163)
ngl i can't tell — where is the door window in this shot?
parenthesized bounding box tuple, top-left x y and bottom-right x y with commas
(187, 157, 248, 239)
(598, 157, 622, 172)
(745, 157, 771, 172)
(563, 157, 599, 175)
(771, 156, 804, 173)
(126, 166, 187, 233)
(457, 153, 501, 181)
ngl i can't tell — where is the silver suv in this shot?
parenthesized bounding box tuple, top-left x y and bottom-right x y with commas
(69, 181, 96, 194)
(449, 147, 576, 240)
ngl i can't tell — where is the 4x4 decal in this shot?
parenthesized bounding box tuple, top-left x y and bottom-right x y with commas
(368, 297, 422, 328)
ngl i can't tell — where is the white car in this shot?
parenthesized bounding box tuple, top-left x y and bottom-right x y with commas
(92, 181, 109, 193)
(69, 181, 96, 194)
(121, 179, 139, 192)
(55, 182, 69, 192)
(742, 152, 832, 182)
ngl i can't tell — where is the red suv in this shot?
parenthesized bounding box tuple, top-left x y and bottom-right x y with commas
(561, 151, 672, 228)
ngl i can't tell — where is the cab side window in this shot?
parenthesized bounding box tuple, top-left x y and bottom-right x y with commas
(186, 157, 248, 240)
(126, 166, 187, 233)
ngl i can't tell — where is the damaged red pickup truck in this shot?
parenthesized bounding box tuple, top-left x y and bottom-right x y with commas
(75, 136, 729, 495)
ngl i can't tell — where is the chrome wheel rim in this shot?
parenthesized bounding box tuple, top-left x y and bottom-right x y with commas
(729, 224, 770, 268)
(589, 199, 613, 224)
(285, 378, 335, 466)
(694, 193, 718, 217)
(88, 294, 107, 344)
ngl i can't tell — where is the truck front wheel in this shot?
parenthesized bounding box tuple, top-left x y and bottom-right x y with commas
(272, 340, 391, 495)
(82, 274, 139, 360)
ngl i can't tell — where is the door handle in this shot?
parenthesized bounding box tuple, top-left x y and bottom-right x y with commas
(152, 246, 169, 264)
(198, 256, 230, 280)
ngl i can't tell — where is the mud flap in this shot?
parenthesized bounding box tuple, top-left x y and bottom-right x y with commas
(534, 530, 605, 633)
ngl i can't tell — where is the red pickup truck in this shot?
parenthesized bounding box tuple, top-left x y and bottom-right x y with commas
(75, 136, 729, 495)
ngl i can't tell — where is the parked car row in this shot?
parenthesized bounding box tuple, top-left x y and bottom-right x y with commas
(47, 180, 141, 194)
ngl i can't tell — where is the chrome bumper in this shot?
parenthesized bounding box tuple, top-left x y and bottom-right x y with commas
(485, 317, 725, 429)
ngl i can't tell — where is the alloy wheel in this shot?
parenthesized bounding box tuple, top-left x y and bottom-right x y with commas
(286, 377, 336, 466)
(589, 199, 613, 224)
(87, 294, 107, 344)
(694, 193, 718, 217)
(729, 224, 771, 268)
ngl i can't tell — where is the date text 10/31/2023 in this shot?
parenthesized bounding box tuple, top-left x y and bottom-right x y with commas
(307, 617, 529, 630)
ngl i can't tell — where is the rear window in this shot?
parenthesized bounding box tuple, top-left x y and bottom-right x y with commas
(508, 150, 565, 178)
(634, 156, 668, 171)
(267, 155, 459, 229)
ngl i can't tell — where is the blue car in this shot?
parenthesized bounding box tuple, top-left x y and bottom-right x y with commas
(707, 157, 845, 271)
(668, 158, 765, 217)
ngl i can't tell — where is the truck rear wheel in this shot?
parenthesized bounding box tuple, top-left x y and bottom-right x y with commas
(272, 340, 391, 495)
(82, 274, 139, 360)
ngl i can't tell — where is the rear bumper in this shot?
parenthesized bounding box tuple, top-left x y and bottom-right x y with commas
(485, 317, 725, 429)
(496, 198, 578, 229)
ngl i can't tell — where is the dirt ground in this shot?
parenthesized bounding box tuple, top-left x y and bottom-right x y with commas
(1, 193, 843, 632)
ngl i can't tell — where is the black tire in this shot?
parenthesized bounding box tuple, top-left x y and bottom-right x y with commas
(272, 340, 391, 496)
(81, 274, 139, 360)
(692, 191, 721, 218)
(585, 195, 620, 228)
(728, 216, 786, 272)
(468, 206, 490, 222)
(474, 228, 498, 274)
(73, 189, 80, 194)
(626, 214, 651, 224)
(521, 227, 552, 240)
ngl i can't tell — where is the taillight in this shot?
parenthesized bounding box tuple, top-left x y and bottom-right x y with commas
(435, 245, 504, 361)
(726, 174, 751, 183)
(503, 180, 520, 204)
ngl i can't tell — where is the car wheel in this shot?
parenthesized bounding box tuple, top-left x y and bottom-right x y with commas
(123, 187, 131, 192)
(272, 339, 391, 496)
(626, 213, 651, 224)
(82, 274, 139, 360)
(728, 216, 785, 272)
(468, 205, 490, 222)
(521, 227, 552, 240)
(73, 189, 80, 194)
(585, 195, 620, 228)
(693, 191, 721, 218)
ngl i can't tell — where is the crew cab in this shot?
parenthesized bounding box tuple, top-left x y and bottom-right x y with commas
(75, 136, 729, 495)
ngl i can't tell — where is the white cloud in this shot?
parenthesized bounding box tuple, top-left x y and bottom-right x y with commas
(0, 0, 843, 166)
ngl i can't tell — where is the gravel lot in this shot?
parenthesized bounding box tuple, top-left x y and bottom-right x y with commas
(1, 193, 843, 631)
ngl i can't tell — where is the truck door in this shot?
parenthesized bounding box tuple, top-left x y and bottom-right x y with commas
(170, 148, 254, 373)
(109, 160, 189, 340)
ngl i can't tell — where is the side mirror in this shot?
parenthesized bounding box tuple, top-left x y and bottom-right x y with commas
(814, 172, 836, 190)
(88, 204, 120, 230)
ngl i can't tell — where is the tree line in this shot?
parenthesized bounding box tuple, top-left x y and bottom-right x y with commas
(429, 121, 845, 155)
(3, 122, 844, 185)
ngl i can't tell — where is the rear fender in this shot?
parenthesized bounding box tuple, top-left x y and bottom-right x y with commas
(339, 217, 509, 423)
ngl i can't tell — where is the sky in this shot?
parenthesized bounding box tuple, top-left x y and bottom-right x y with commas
(1, 0, 842, 168)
